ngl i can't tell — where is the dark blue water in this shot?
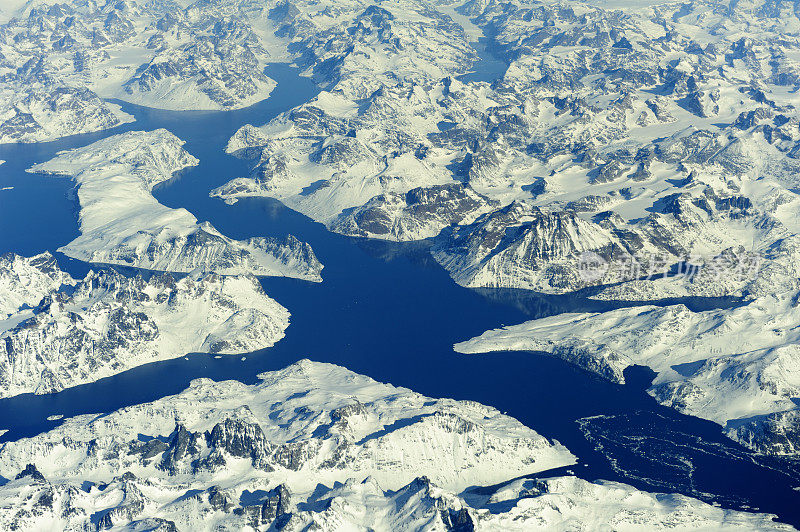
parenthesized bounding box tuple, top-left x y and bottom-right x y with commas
(1, 64, 799, 527)
(456, 38, 508, 84)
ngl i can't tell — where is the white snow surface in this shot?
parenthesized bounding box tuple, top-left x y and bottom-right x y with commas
(0, 85, 134, 144)
(0, 0, 291, 142)
(0, 359, 573, 491)
(0, 0, 279, 112)
(199, 0, 800, 298)
(0, 252, 73, 319)
(0, 359, 790, 530)
(456, 289, 800, 453)
(0, 253, 290, 398)
(28, 129, 322, 280)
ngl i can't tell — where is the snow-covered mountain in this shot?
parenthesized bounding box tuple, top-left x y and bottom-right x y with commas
(0, 0, 474, 143)
(430, 0, 800, 296)
(0, 82, 134, 144)
(204, 0, 800, 302)
(0, 359, 789, 531)
(456, 288, 800, 455)
(271, 0, 476, 96)
(0, 251, 73, 318)
(0, 0, 283, 129)
(432, 200, 655, 294)
(5, 0, 799, 290)
(0, 252, 290, 398)
(330, 183, 497, 241)
(28, 129, 323, 280)
(212, 81, 482, 228)
(201, 0, 800, 461)
(411, 0, 800, 462)
(1, 0, 800, 525)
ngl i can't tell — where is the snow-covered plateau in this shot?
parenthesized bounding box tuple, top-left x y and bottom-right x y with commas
(0, 251, 290, 398)
(0, 359, 790, 531)
(28, 129, 322, 280)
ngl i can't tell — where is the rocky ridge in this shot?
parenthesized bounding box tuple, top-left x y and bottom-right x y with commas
(456, 288, 800, 455)
(0, 359, 789, 531)
(0, 252, 290, 398)
(0, 0, 284, 139)
(28, 129, 323, 280)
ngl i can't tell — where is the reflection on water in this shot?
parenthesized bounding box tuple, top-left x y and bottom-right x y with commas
(1, 64, 799, 527)
(472, 286, 745, 320)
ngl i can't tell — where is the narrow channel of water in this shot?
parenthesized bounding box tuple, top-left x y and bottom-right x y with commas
(1, 64, 799, 526)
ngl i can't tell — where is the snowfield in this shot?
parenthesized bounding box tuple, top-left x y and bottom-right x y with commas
(0, 359, 790, 531)
(0, 252, 290, 398)
(456, 289, 800, 455)
(1, 0, 800, 525)
(28, 129, 323, 280)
